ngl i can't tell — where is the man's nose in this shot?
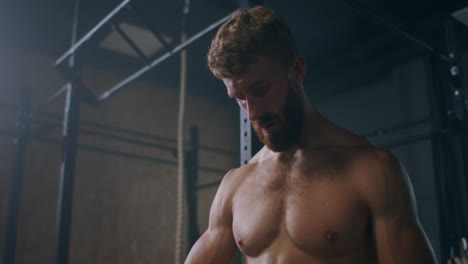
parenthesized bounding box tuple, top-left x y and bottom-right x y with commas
(245, 97, 264, 121)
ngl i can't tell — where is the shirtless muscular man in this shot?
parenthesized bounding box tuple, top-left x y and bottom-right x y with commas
(185, 6, 436, 264)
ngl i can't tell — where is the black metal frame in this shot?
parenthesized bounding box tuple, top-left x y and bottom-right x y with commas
(186, 126, 200, 251)
(0, 114, 225, 175)
(52, 0, 235, 104)
(54, 0, 81, 262)
(52, 2, 233, 263)
(54, 0, 132, 67)
(2, 86, 31, 264)
(1, 0, 237, 263)
(429, 20, 468, 261)
(0, 103, 236, 161)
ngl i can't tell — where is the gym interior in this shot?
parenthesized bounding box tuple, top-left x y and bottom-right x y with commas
(1, 0, 468, 263)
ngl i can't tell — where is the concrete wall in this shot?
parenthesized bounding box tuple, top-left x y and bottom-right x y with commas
(0, 45, 239, 264)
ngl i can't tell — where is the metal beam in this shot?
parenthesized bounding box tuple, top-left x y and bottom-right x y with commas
(33, 84, 68, 114)
(54, 0, 132, 67)
(239, 0, 251, 171)
(0, 129, 227, 175)
(2, 86, 31, 264)
(97, 11, 236, 102)
(0, 103, 238, 157)
(54, 0, 81, 263)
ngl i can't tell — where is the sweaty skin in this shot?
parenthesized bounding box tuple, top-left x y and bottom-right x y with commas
(185, 57, 436, 264)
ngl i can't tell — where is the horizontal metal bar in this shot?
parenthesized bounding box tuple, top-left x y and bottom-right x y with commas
(0, 129, 225, 175)
(33, 84, 69, 114)
(29, 120, 236, 169)
(29, 118, 177, 153)
(198, 166, 226, 175)
(98, 10, 236, 102)
(0, 104, 238, 156)
(80, 128, 176, 153)
(54, 0, 132, 67)
(28, 119, 60, 137)
(36, 114, 237, 156)
(79, 142, 177, 166)
(196, 180, 222, 190)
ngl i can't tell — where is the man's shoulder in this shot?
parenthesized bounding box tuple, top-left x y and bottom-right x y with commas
(221, 150, 272, 192)
(323, 144, 391, 169)
(218, 164, 255, 195)
(350, 146, 400, 173)
(229, 159, 260, 179)
(350, 147, 410, 203)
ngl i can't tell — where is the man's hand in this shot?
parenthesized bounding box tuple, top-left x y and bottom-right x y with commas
(448, 238, 468, 264)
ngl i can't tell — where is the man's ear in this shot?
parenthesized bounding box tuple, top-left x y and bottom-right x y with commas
(292, 56, 306, 89)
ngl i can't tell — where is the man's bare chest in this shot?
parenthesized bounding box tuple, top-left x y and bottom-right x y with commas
(231, 162, 371, 259)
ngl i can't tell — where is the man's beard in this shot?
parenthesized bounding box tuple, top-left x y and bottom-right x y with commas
(253, 82, 305, 152)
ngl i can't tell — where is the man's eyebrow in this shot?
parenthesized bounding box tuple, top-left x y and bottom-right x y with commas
(248, 80, 271, 90)
(227, 80, 271, 98)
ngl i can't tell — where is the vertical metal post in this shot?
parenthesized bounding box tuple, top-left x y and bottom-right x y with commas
(425, 54, 451, 263)
(238, 0, 265, 167)
(54, 84, 80, 264)
(425, 19, 468, 262)
(240, 111, 252, 166)
(239, 0, 251, 166)
(444, 19, 468, 238)
(431, 132, 449, 262)
(185, 126, 199, 251)
(54, 0, 81, 263)
(2, 86, 31, 264)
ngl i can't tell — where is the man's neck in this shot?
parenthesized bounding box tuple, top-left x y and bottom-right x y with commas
(295, 100, 324, 150)
(295, 100, 371, 153)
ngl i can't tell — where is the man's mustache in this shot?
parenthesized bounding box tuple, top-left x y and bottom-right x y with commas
(254, 114, 276, 127)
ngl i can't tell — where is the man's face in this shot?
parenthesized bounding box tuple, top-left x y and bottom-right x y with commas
(223, 57, 305, 152)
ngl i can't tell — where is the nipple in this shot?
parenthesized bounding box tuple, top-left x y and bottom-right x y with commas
(324, 230, 338, 243)
(237, 239, 244, 247)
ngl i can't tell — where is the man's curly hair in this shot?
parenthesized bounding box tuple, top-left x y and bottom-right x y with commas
(207, 6, 298, 79)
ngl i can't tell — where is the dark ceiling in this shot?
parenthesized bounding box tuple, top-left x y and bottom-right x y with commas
(2, 0, 468, 104)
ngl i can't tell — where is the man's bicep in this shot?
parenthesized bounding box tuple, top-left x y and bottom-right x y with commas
(359, 149, 435, 264)
(363, 150, 418, 220)
(372, 217, 435, 264)
(185, 170, 238, 264)
(185, 226, 237, 264)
